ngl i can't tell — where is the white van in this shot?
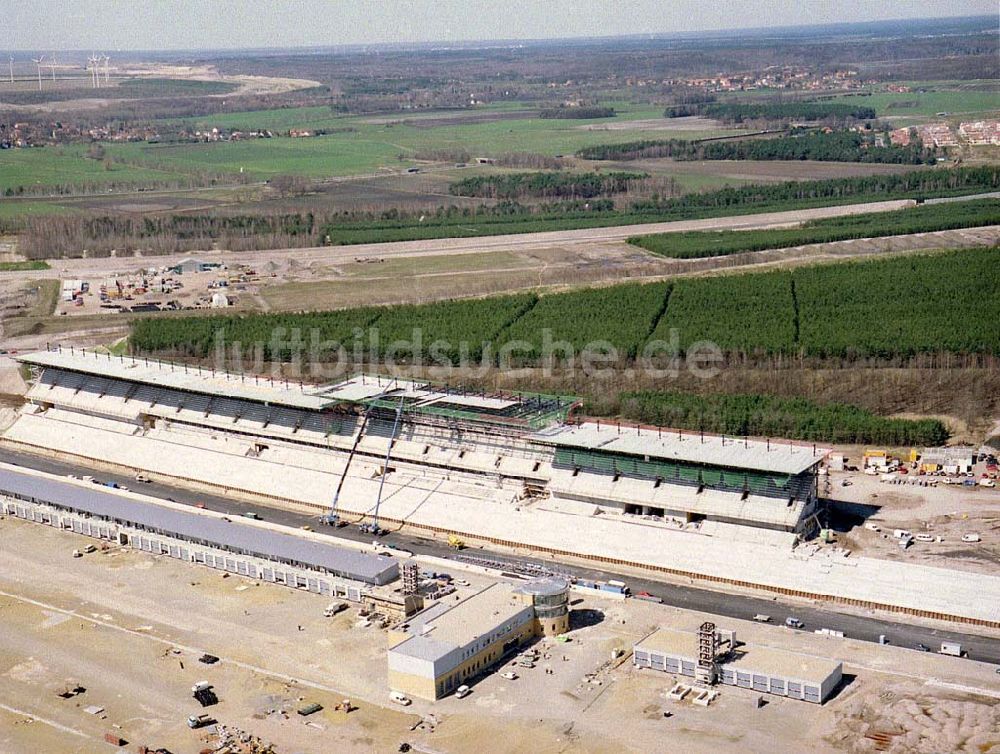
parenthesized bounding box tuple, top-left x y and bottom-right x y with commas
(455, 685, 471, 698)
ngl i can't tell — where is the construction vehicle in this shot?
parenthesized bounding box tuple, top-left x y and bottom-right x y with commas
(322, 404, 376, 527)
(360, 397, 405, 537)
(448, 534, 465, 550)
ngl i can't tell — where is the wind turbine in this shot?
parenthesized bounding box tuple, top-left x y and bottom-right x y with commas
(102, 54, 110, 85)
(7, 55, 12, 85)
(31, 55, 44, 90)
(49, 53, 57, 82)
(88, 54, 99, 88)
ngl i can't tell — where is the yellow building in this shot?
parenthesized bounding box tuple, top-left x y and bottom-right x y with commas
(387, 578, 570, 700)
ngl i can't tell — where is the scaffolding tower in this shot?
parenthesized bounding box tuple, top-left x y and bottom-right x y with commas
(696, 621, 718, 686)
(401, 562, 419, 596)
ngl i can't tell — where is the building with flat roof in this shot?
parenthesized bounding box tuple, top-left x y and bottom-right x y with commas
(633, 627, 843, 704)
(387, 578, 570, 700)
(0, 464, 398, 595)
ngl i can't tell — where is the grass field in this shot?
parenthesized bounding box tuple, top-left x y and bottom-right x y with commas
(835, 85, 1000, 119)
(0, 146, 196, 193)
(115, 78, 237, 97)
(0, 260, 49, 271)
(107, 104, 741, 181)
(0, 201, 81, 220)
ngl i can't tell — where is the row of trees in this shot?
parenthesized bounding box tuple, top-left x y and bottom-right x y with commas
(671, 101, 879, 123)
(538, 107, 616, 119)
(16, 212, 322, 260)
(598, 391, 949, 446)
(630, 199, 1000, 259)
(577, 130, 934, 164)
(449, 171, 647, 200)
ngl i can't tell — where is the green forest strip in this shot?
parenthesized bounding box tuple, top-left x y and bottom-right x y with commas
(577, 129, 933, 163)
(628, 199, 1000, 259)
(130, 245, 1000, 363)
(586, 391, 949, 446)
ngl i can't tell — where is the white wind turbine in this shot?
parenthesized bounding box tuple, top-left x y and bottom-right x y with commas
(31, 54, 44, 90)
(49, 52, 57, 82)
(7, 55, 13, 85)
(103, 54, 111, 85)
(88, 54, 100, 88)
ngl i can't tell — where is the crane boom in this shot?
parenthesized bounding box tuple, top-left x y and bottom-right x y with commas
(368, 396, 405, 536)
(320, 404, 375, 526)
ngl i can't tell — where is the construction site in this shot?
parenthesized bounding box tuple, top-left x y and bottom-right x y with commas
(0, 346, 999, 753)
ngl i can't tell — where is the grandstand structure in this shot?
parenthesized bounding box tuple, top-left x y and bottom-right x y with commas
(8, 347, 1000, 629)
(7, 347, 825, 539)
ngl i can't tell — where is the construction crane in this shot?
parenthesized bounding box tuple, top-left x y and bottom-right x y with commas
(361, 396, 405, 538)
(320, 404, 375, 527)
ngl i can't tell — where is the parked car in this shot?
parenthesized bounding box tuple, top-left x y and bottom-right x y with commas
(389, 691, 412, 706)
(785, 617, 805, 629)
(455, 685, 472, 699)
(198, 654, 220, 664)
(243, 512, 262, 520)
(915, 643, 930, 652)
(500, 671, 518, 681)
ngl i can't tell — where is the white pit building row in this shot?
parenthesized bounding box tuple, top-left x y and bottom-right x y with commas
(0, 465, 398, 602)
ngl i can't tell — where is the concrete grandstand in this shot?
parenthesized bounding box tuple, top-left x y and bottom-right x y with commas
(4, 347, 1000, 629)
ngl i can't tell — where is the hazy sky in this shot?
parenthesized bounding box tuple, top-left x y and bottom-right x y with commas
(5, 0, 997, 51)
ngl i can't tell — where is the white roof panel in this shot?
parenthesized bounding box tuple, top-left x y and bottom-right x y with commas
(18, 350, 332, 411)
(531, 422, 827, 475)
(424, 394, 518, 411)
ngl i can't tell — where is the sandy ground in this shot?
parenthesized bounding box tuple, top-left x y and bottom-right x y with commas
(1, 517, 998, 754)
(0, 63, 320, 112)
(824, 466, 1000, 575)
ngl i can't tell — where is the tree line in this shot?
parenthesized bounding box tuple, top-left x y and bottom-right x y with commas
(449, 171, 648, 200)
(667, 101, 878, 123)
(590, 391, 949, 446)
(538, 107, 616, 119)
(576, 129, 934, 163)
(629, 199, 1000, 259)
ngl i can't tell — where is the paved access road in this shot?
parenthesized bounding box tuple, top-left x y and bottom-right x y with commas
(2, 447, 999, 666)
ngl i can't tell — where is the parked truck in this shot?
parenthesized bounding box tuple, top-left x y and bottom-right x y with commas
(939, 642, 963, 657)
